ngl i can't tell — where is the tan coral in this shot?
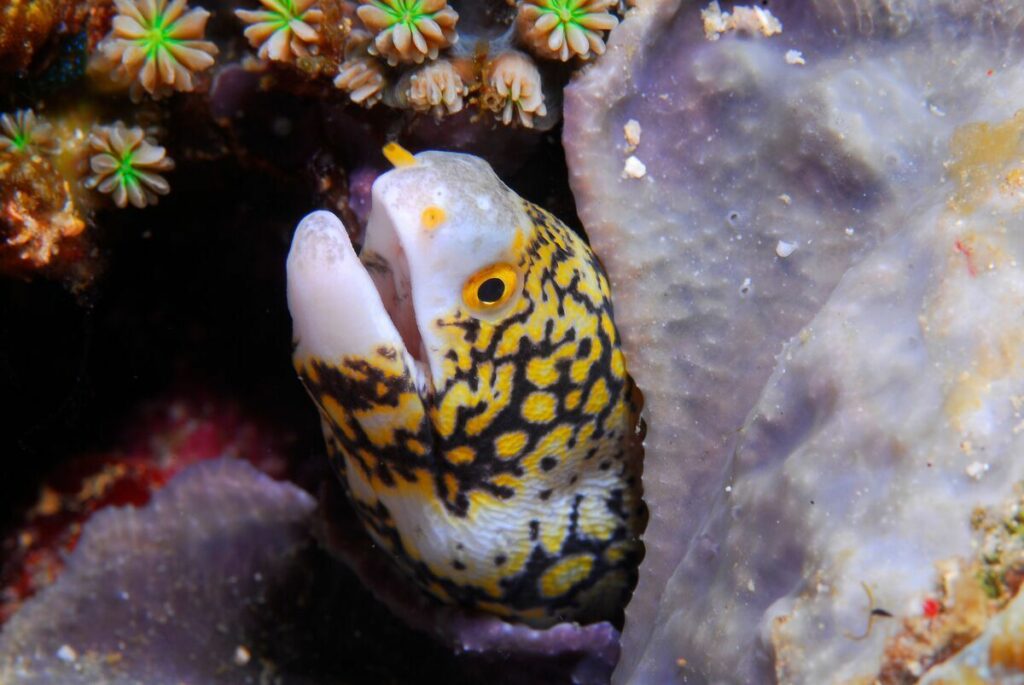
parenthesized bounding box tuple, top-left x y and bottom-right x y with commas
(83, 123, 174, 209)
(481, 51, 547, 128)
(356, 0, 458, 66)
(0, 152, 86, 271)
(516, 0, 618, 62)
(235, 0, 324, 64)
(334, 56, 386, 106)
(0, 109, 56, 155)
(333, 30, 387, 107)
(95, 0, 218, 98)
(700, 2, 782, 42)
(398, 59, 468, 118)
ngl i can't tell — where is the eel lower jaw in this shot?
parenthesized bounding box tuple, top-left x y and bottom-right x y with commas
(286, 210, 431, 396)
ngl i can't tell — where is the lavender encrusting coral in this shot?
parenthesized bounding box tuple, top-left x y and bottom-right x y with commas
(0, 459, 317, 684)
(563, 1, 1024, 682)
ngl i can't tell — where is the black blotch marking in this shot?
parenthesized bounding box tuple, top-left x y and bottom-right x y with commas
(494, 554, 507, 566)
(540, 456, 557, 472)
(529, 520, 539, 541)
(539, 489, 552, 501)
(453, 560, 467, 570)
(576, 337, 592, 358)
(599, 461, 611, 471)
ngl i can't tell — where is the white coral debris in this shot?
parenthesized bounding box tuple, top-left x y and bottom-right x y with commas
(624, 119, 642, 152)
(701, 1, 782, 41)
(775, 240, 797, 258)
(623, 155, 646, 178)
(785, 49, 806, 65)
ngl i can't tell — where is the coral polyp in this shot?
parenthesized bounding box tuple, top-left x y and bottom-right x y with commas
(96, 0, 218, 98)
(398, 59, 468, 118)
(482, 51, 547, 128)
(334, 30, 388, 107)
(516, 0, 618, 62)
(0, 110, 56, 155)
(235, 0, 324, 64)
(356, 0, 459, 66)
(84, 123, 174, 209)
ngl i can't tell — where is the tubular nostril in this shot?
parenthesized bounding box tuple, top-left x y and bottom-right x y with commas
(421, 205, 446, 230)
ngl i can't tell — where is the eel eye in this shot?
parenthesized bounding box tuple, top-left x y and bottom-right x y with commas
(463, 263, 518, 310)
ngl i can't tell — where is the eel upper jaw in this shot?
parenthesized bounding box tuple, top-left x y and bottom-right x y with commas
(285, 210, 430, 395)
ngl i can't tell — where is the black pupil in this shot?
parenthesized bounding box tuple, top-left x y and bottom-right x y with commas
(477, 277, 506, 304)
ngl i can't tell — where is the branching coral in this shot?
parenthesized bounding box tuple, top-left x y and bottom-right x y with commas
(1, 152, 85, 274)
(334, 30, 387, 107)
(0, 110, 56, 155)
(481, 51, 547, 128)
(235, 0, 324, 64)
(356, 0, 458, 66)
(95, 0, 218, 98)
(516, 0, 618, 62)
(397, 59, 467, 118)
(84, 123, 174, 209)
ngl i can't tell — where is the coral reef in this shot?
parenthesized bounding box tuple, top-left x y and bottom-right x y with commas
(481, 50, 547, 127)
(516, 0, 618, 62)
(83, 122, 174, 209)
(15, 0, 1024, 681)
(93, 0, 218, 98)
(222, 0, 617, 129)
(0, 459, 318, 684)
(918, 590, 1024, 683)
(396, 58, 469, 117)
(563, 0, 1024, 682)
(875, 488, 1024, 682)
(332, 30, 388, 106)
(0, 110, 56, 155)
(0, 151, 86, 274)
(357, 0, 459, 65)
(235, 0, 325, 64)
(0, 393, 291, 624)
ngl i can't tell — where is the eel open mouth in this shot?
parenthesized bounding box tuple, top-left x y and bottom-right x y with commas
(285, 210, 431, 395)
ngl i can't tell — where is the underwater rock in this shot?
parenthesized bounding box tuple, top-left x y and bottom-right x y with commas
(564, 0, 1024, 682)
(0, 458, 316, 684)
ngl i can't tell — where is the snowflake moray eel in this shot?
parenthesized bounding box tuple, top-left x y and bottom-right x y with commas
(286, 145, 646, 627)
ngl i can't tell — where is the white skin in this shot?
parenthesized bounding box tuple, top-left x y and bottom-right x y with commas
(288, 150, 530, 392)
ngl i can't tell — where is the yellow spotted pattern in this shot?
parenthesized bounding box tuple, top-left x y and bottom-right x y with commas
(295, 200, 646, 627)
